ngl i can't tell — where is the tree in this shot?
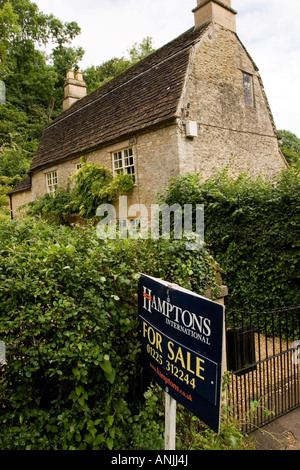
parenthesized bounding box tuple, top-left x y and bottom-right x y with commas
(0, 2, 19, 78)
(278, 129, 300, 168)
(83, 37, 155, 93)
(127, 36, 155, 63)
(0, 0, 156, 187)
(0, 0, 83, 182)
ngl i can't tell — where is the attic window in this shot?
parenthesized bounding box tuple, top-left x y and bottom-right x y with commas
(112, 148, 135, 183)
(242, 72, 254, 107)
(46, 171, 57, 195)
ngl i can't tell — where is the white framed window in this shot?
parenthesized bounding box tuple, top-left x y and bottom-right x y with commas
(46, 171, 57, 195)
(117, 218, 142, 236)
(242, 72, 254, 107)
(75, 162, 82, 171)
(129, 218, 141, 231)
(118, 219, 127, 229)
(112, 147, 135, 182)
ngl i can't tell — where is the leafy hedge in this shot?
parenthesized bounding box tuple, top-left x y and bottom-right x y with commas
(161, 168, 300, 310)
(0, 217, 219, 450)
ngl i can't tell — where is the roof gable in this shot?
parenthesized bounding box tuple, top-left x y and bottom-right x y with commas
(7, 175, 31, 195)
(30, 24, 209, 172)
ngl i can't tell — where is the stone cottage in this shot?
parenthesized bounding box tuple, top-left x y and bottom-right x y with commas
(9, 0, 287, 220)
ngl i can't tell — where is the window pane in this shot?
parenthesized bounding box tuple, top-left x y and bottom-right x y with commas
(113, 152, 123, 170)
(118, 219, 127, 228)
(112, 148, 135, 180)
(243, 72, 254, 107)
(46, 171, 57, 195)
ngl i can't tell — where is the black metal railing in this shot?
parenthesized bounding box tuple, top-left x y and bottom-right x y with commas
(225, 305, 300, 433)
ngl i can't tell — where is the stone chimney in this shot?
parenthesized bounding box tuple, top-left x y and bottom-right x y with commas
(63, 70, 87, 111)
(193, 0, 237, 32)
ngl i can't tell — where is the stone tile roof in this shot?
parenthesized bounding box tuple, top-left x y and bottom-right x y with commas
(30, 24, 209, 172)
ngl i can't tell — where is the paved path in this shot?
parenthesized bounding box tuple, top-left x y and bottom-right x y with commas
(249, 407, 300, 450)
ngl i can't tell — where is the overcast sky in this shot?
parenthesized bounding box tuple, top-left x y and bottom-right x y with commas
(34, 0, 300, 137)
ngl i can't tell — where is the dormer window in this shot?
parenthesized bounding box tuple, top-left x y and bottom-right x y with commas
(46, 171, 57, 195)
(242, 72, 254, 107)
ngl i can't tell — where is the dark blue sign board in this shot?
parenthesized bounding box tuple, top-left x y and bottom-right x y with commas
(138, 274, 225, 434)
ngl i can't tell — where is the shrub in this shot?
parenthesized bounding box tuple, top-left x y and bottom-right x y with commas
(0, 217, 217, 449)
(27, 161, 135, 222)
(26, 187, 75, 224)
(161, 168, 300, 310)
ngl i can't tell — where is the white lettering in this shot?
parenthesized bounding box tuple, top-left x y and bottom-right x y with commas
(181, 310, 193, 328)
(143, 287, 152, 313)
(111, 455, 146, 467)
(157, 297, 166, 316)
(203, 317, 211, 337)
(142, 287, 212, 339)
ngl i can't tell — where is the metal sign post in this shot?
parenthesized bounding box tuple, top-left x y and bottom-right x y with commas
(165, 392, 176, 450)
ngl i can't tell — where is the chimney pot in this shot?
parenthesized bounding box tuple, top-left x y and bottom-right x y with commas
(63, 70, 87, 111)
(66, 70, 75, 80)
(75, 71, 84, 81)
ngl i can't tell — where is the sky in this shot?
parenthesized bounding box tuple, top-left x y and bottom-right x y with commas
(34, 0, 300, 137)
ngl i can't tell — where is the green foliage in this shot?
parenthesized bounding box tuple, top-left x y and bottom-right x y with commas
(278, 129, 300, 154)
(129, 381, 249, 451)
(83, 58, 132, 94)
(127, 36, 156, 64)
(281, 146, 300, 168)
(0, 0, 155, 184)
(0, 2, 19, 73)
(0, 217, 218, 449)
(0, 0, 83, 181)
(161, 168, 300, 311)
(278, 129, 300, 168)
(70, 162, 114, 218)
(176, 406, 248, 450)
(129, 385, 165, 450)
(26, 187, 74, 224)
(83, 37, 155, 93)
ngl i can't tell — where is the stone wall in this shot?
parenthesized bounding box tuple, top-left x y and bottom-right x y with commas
(28, 124, 181, 218)
(10, 189, 32, 218)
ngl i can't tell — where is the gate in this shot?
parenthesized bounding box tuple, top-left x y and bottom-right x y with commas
(225, 306, 300, 433)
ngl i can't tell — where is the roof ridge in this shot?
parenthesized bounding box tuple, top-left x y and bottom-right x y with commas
(30, 23, 210, 172)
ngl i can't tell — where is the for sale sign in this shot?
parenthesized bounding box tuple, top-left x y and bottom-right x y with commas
(138, 274, 225, 434)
